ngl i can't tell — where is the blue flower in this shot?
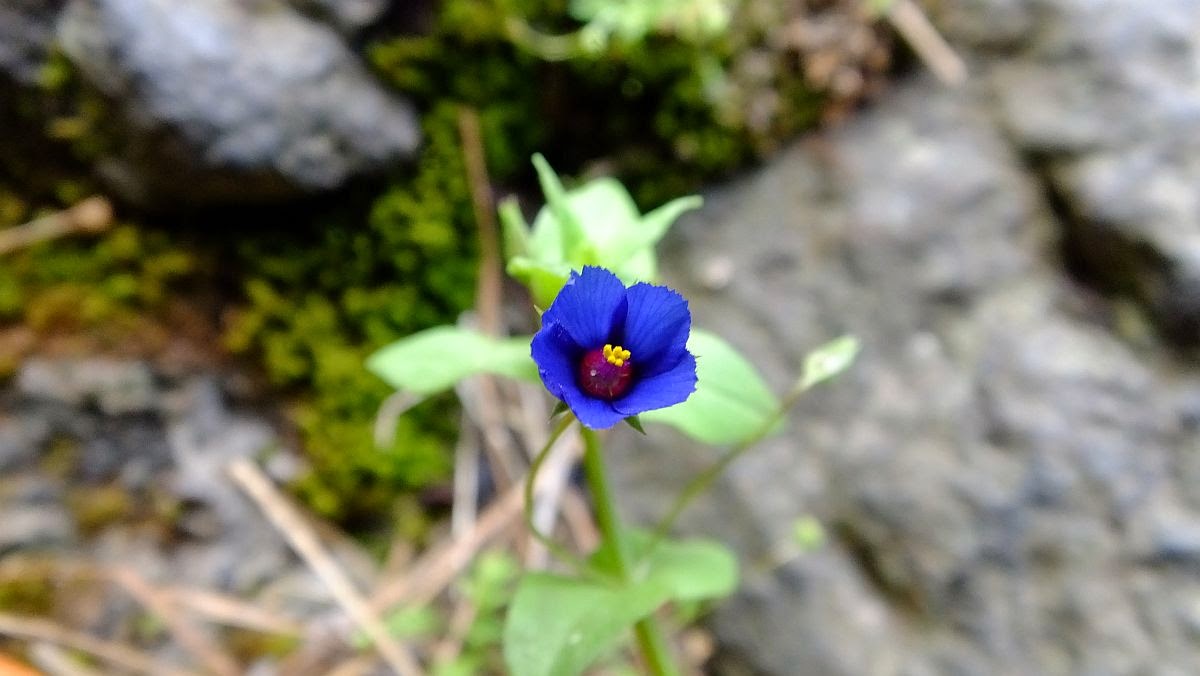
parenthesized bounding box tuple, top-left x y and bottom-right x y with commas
(531, 266, 697, 429)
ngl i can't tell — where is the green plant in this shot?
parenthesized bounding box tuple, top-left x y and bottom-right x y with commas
(369, 156, 858, 674)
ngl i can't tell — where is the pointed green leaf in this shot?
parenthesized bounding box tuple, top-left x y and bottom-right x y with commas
(498, 196, 531, 261)
(366, 326, 538, 395)
(641, 329, 780, 444)
(798, 335, 860, 391)
(514, 156, 699, 291)
(624, 415, 646, 435)
(628, 195, 702, 251)
(551, 400, 570, 419)
(531, 154, 586, 259)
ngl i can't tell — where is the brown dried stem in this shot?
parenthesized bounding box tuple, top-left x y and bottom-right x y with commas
(228, 458, 425, 676)
(0, 196, 113, 255)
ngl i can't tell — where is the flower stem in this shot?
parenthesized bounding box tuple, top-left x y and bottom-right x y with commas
(523, 413, 593, 575)
(580, 428, 680, 676)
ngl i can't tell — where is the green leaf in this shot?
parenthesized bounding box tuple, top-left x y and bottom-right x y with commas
(512, 155, 700, 300)
(506, 256, 571, 309)
(352, 606, 439, 648)
(532, 153, 586, 259)
(632, 195, 702, 251)
(624, 529, 738, 602)
(641, 329, 780, 444)
(798, 335, 860, 391)
(527, 178, 640, 267)
(366, 326, 538, 395)
(504, 531, 737, 676)
(498, 196, 530, 260)
(504, 573, 668, 676)
(624, 415, 646, 435)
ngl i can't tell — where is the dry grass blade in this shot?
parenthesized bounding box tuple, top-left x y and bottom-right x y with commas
(0, 196, 113, 255)
(884, 0, 966, 85)
(457, 106, 502, 336)
(28, 642, 105, 676)
(228, 457, 425, 676)
(0, 613, 197, 676)
(525, 430, 581, 568)
(451, 411, 482, 539)
(166, 587, 304, 636)
(372, 477, 525, 613)
(428, 596, 477, 666)
(111, 569, 241, 676)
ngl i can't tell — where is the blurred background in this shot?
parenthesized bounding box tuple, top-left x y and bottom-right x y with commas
(1, 0, 1199, 674)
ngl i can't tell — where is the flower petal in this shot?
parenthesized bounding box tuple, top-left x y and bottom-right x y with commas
(613, 351, 697, 416)
(532, 321, 626, 429)
(531, 322, 582, 399)
(541, 267, 627, 349)
(618, 282, 691, 377)
(563, 389, 627, 429)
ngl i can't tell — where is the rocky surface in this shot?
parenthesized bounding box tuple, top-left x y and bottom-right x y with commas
(287, 0, 390, 35)
(0, 0, 421, 206)
(0, 0, 58, 86)
(0, 358, 307, 631)
(941, 0, 1200, 344)
(610, 2, 1200, 674)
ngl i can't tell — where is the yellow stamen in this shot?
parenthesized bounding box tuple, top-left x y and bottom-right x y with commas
(603, 343, 631, 367)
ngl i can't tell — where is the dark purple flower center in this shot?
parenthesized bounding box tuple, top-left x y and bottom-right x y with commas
(578, 343, 633, 400)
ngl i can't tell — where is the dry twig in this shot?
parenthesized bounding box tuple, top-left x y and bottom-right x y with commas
(457, 107, 503, 335)
(28, 642, 105, 676)
(451, 411, 482, 539)
(372, 477, 526, 613)
(0, 196, 113, 255)
(111, 569, 241, 676)
(165, 586, 303, 636)
(883, 0, 966, 85)
(0, 613, 196, 676)
(228, 458, 425, 676)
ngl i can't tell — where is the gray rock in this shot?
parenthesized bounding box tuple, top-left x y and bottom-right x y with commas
(1, 359, 299, 600)
(961, 0, 1200, 344)
(611, 73, 1200, 675)
(0, 476, 76, 553)
(0, 409, 49, 471)
(163, 376, 292, 591)
(16, 358, 158, 415)
(56, 0, 421, 205)
(0, 0, 58, 85)
(288, 0, 389, 34)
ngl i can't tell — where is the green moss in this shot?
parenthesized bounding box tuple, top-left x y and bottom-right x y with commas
(0, 223, 196, 335)
(369, 0, 830, 206)
(0, 576, 55, 615)
(67, 485, 136, 536)
(224, 105, 479, 522)
(226, 629, 300, 664)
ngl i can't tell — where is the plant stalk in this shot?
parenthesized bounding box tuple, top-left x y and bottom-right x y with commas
(580, 428, 679, 676)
